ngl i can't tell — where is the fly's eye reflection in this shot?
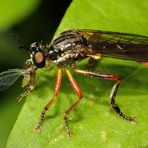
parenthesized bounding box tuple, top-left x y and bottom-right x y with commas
(0, 29, 148, 137)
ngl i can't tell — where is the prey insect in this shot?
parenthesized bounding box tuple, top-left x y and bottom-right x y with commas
(0, 29, 148, 137)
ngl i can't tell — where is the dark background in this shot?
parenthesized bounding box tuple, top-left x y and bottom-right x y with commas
(14, 0, 72, 43)
(0, 0, 71, 147)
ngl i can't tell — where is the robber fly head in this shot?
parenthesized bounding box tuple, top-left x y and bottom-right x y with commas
(29, 42, 46, 68)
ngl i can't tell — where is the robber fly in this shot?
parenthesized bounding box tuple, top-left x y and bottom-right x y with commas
(0, 29, 148, 136)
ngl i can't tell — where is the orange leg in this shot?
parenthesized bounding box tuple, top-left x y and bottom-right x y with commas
(65, 69, 83, 137)
(35, 68, 62, 131)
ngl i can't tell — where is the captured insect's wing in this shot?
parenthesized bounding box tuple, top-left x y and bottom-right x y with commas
(78, 29, 148, 62)
(0, 69, 23, 91)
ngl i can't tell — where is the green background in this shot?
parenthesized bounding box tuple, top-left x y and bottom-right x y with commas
(0, 0, 148, 147)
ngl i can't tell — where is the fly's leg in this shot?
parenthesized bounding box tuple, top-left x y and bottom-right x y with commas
(35, 68, 62, 131)
(88, 54, 101, 66)
(88, 57, 98, 67)
(64, 69, 83, 137)
(17, 66, 37, 102)
(74, 68, 135, 123)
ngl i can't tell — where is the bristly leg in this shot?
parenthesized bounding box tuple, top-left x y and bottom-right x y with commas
(17, 85, 35, 102)
(17, 61, 37, 102)
(109, 80, 135, 122)
(35, 68, 62, 131)
(64, 69, 83, 137)
(74, 68, 136, 123)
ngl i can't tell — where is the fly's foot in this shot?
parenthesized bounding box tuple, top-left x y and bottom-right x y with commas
(34, 121, 42, 132)
(17, 86, 34, 102)
(34, 111, 45, 132)
(111, 103, 136, 124)
(120, 112, 136, 124)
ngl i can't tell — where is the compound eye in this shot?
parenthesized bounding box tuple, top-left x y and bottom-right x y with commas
(34, 51, 44, 64)
(32, 50, 46, 68)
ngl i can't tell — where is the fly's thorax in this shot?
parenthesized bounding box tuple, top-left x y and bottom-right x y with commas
(47, 30, 88, 65)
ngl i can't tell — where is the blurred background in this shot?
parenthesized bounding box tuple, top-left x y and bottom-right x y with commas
(0, 0, 71, 147)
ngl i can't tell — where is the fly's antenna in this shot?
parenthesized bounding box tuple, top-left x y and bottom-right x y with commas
(19, 44, 30, 51)
(12, 33, 30, 51)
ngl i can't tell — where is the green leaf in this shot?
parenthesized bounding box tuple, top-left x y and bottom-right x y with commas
(6, 0, 148, 147)
(0, 0, 40, 31)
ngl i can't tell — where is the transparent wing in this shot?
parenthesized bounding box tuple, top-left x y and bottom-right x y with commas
(79, 29, 148, 44)
(78, 29, 148, 62)
(0, 69, 24, 91)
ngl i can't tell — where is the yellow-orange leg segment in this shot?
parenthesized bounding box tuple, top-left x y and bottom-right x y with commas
(65, 69, 83, 137)
(74, 68, 135, 122)
(35, 68, 62, 131)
